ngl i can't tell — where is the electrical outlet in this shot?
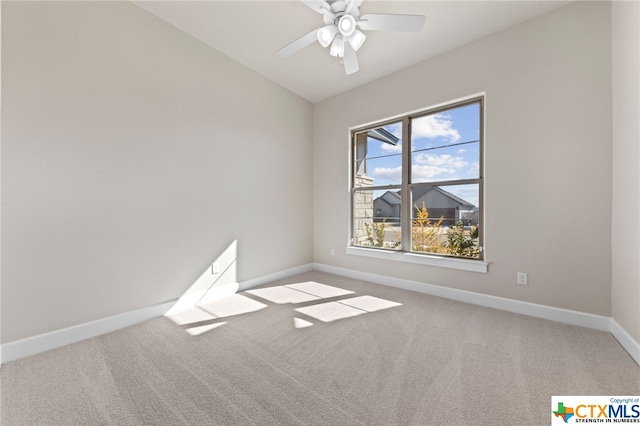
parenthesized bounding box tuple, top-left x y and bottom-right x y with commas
(517, 272, 528, 285)
(212, 262, 220, 274)
(330, 248, 335, 256)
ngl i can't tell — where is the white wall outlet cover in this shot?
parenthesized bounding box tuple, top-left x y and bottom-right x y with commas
(517, 272, 528, 285)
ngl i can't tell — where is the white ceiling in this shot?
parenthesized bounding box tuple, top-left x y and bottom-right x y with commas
(133, 0, 570, 103)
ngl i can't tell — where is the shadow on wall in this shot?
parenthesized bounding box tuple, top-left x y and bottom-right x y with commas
(165, 242, 402, 336)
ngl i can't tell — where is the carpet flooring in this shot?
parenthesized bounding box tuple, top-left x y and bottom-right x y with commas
(2, 271, 639, 425)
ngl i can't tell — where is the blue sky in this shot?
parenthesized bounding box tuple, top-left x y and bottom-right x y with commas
(365, 102, 480, 206)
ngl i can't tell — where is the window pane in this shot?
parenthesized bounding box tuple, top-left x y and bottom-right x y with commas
(411, 103, 480, 183)
(353, 189, 402, 250)
(411, 184, 480, 258)
(350, 97, 483, 260)
(354, 123, 402, 187)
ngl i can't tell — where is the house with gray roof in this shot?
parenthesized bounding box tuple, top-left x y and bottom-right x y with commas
(374, 187, 477, 226)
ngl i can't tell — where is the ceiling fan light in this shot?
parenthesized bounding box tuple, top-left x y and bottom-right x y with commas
(348, 29, 366, 51)
(338, 14, 356, 37)
(329, 35, 345, 58)
(316, 25, 337, 48)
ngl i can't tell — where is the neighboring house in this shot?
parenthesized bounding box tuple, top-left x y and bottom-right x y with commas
(374, 190, 401, 220)
(374, 187, 477, 226)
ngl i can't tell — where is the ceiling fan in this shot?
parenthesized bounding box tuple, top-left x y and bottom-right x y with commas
(277, 0, 426, 75)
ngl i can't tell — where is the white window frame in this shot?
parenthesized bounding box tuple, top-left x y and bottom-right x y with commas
(348, 96, 487, 273)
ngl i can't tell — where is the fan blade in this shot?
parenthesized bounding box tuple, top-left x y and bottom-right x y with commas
(301, 0, 331, 14)
(345, 0, 363, 15)
(343, 43, 359, 75)
(277, 28, 320, 57)
(358, 14, 426, 32)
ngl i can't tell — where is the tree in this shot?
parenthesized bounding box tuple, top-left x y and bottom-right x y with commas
(364, 219, 400, 249)
(364, 221, 386, 248)
(412, 202, 446, 254)
(446, 221, 479, 258)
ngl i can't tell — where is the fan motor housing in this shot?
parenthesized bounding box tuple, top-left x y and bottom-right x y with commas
(323, 0, 360, 25)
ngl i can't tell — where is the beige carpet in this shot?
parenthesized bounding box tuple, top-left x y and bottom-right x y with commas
(2, 271, 639, 425)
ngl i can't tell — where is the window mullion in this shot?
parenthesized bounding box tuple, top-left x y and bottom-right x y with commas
(401, 117, 411, 252)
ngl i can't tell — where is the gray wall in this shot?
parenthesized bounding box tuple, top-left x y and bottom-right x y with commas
(611, 1, 640, 343)
(1, 1, 313, 343)
(313, 1, 613, 316)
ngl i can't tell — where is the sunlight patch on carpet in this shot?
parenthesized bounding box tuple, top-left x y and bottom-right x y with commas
(295, 296, 402, 322)
(295, 301, 365, 322)
(294, 317, 314, 328)
(285, 282, 355, 299)
(198, 294, 267, 319)
(339, 295, 402, 312)
(186, 322, 227, 336)
(165, 306, 216, 326)
(246, 286, 321, 304)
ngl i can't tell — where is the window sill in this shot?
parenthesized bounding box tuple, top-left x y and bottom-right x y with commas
(346, 246, 488, 273)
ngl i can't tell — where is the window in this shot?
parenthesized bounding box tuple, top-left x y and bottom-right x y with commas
(350, 97, 483, 262)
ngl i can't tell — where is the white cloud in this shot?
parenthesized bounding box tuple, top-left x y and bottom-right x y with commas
(411, 154, 468, 181)
(372, 166, 402, 183)
(414, 153, 468, 168)
(373, 154, 469, 183)
(468, 162, 480, 176)
(377, 115, 459, 153)
(456, 148, 466, 154)
(380, 142, 402, 153)
(446, 186, 479, 207)
(412, 114, 460, 142)
(411, 165, 455, 180)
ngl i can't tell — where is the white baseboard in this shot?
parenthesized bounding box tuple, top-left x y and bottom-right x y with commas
(314, 263, 640, 366)
(239, 263, 314, 291)
(1, 300, 176, 365)
(313, 263, 611, 331)
(611, 319, 640, 366)
(0, 263, 314, 365)
(3, 262, 637, 367)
